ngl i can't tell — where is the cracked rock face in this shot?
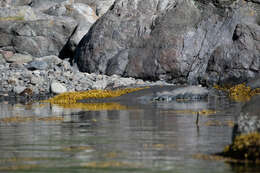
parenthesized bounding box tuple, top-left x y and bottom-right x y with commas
(74, 0, 260, 85)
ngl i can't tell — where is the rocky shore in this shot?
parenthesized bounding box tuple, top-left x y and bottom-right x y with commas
(0, 0, 173, 98)
(0, 54, 171, 97)
(0, 0, 260, 134)
(0, 0, 259, 89)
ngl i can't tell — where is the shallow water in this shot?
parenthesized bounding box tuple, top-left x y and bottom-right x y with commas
(0, 95, 259, 173)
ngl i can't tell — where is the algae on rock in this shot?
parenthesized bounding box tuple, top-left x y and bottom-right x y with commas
(44, 88, 145, 104)
(222, 132, 260, 161)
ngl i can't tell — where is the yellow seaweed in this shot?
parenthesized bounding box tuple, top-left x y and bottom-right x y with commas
(222, 132, 260, 161)
(44, 88, 146, 104)
(214, 83, 260, 102)
(54, 102, 128, 111)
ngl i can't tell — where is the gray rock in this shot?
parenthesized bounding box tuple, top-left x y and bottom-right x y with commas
(92, 80, 107, 90)
(0, 54, 6, 64)
(241, 95, 260, 116)
(74, 0, 115, 17)
(237, 114, 260, 134)
(13, 86, 26, 94)
(0, 0, 11, 7)
(40, 55, 63, 66)
(45, 2, 99, 59)
(0, 6, 37, 21)
(51, 81, 67, 94)
(232, 95, 260, 139)
(0, 17, 77, 57)
(5, 53, 33, 64)
(247, 77, 260, 89)
(26, 60, 48, 70)
(153, 86, 209, 101)
(74, 0, 260, 86)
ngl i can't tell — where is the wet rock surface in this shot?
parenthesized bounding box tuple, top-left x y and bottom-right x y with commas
(152, 86, 209, 101)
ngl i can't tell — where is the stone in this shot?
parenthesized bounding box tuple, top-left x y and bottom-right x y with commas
(0, 0, 11, 7)
(74, 0, 115, 17)
(241, 95, 260, 117)
(45, 2, 99, 59)
(232, 95, 260, 139)
(0, 50, 14, 60)
(13, 86, 26, 95)
(153, 85, 209, 101)
(0, 54, 5, 64)
(247, 77, 260, 89)
(41, 55, 63, 66)
(0, 17, 77, 57)
(91, 80, 107, 90)
(74, 0, 260, 86)
(51, 81, 67, 94)
(0, 6, 37, 21)
(5, 53, 33, 64)
(26, 60, 48, 70)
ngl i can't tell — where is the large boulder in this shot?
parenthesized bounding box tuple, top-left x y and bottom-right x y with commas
(43, 1, 99, 59)
(74, 0, 260, 85)
(0, 17, 77, 57)
(75, 0, 115, 17)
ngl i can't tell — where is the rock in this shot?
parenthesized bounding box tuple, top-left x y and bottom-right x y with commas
(5, 53, 33, 64)
(0, 6, 37, 21)
(222, 132, 260, 161)
(44, 2, 98, 23)
(0, 17, 77, 57)
(74, 0, 260, 86)
(236, 114, 260, 134)
(247, 77, 260, 89)
(204, 23, 260, 86)
(0, 50, 14, 60)
(232, 95, 260, 139)
(0, 0, 11, 7)
(0, 54, 5, 64)
(74, 0, 115, 17)
(13, 86, 27, 95)
(44, 2, 99, 59)
(152, 86, 209, 101)
(51, 81, 67, 94)
(241, 95, 260, 117)
(26, 60, 48, 70)
(92, 80, 107, 90)
(40, 55, 63, 67)
(19, 88, 33, 96)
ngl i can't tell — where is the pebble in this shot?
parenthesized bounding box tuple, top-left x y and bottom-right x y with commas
(51, 82, 67, 94)
(13, 86, 27, 95)
(5, 53, 33, 64)
(26, 60, 48, 70)
(0, 56, 172, 96)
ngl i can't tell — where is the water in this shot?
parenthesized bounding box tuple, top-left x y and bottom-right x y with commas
(0, 94, 259, 173)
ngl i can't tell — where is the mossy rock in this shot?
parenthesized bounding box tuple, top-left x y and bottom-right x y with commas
(221, 132, 260, 161)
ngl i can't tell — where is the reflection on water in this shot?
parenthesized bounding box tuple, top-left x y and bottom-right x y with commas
(0, 96, 259, 173)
